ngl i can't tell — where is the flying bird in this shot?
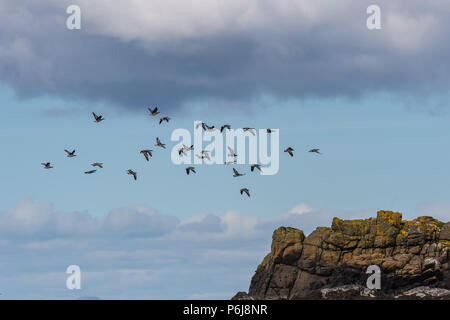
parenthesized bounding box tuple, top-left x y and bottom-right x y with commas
(284, 147, 294, 157)
(155, 137, 166, 148)
(309, 148, 321, 154)
(148, 107, 160, 116)
(220, 124, 231, 132)
(251, 164, 262, 172)
(159, 116, 170, 124)
(233, 168, 245, 177)
(227, 146, 237, 158)
(179, 144, 193, 156)
(127, 169, 137, 180)
(91, 162, 103, 168)
(84, 169, 97, 174)
(140, 149, 153, 161)
(183, 144, 194, 151)
(64, 149, 76, 158)
(41, 162, 53, 169)
(186, 167, 196, 175)
(240, 188, 250, 197)
(92, 112, 104, 122)
(243, 127, 256, 136)
(202, 123, 215, 131)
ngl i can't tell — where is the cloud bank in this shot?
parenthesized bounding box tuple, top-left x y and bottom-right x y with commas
(1, 199, 447, 299)
(0, 199, 364, 299)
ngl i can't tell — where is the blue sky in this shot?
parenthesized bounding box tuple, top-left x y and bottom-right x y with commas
(1, 0, 450, 299)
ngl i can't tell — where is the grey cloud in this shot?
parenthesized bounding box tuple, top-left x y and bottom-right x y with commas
(1, 0, 450, 112)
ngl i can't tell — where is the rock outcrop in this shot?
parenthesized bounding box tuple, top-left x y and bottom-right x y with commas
(233, 211, 450, 300)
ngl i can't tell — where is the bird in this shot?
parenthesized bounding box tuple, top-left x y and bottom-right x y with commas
(148, 107, 160, 116)
(64, 149, 76, 158)
(127, 169, 137, 180)
(91, 162, 103, 168)
(178, 147, 187, 156)
(284, 147, 294, 157)
(92, 112, 104, 122)
(202, 123, 215, 131)
(201, 150, 211, 160)
(155, 137, 166, 148)
(84, 169, 96, 174)
(233, 168, 245, 177)
(309, 148, 321, 154)
(41, 162, 53, 169)
(186, 167, 196, 175)
(240, 188, 250, 197)
(243, 127, 256, 136)
(227, 146, 237, 158)
(220, 124, 231, 133)
(140, 149, 153, 161)
(196, 154, 207, 160)
(159, 116, 170, 124)
(251, 164, 262, 172)
(266, 128, 276, 134)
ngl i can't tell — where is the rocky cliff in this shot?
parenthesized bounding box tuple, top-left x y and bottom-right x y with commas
(233, 211, 450, 300)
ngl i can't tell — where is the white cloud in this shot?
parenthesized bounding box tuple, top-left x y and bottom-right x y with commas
(416, 202, 450, 221)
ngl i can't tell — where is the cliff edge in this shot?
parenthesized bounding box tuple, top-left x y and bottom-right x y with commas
(233, 210, 450, 300)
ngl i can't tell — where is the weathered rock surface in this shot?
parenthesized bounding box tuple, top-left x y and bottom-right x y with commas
(233, 211, 450, 300)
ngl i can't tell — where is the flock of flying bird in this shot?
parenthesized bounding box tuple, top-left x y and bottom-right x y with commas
(41, 108, 321, 198)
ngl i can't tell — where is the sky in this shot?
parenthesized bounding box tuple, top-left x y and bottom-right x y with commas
(1, 0, 450, 299)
